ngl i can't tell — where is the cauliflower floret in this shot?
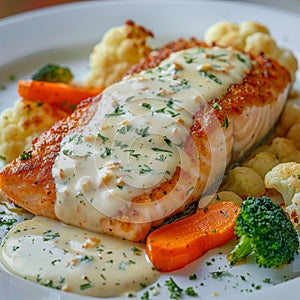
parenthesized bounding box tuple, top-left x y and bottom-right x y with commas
(243, 151, 280, 178)
(287, 123, 300, 150)
(275, 103, 300, 137)
(220, 166, 265, 197)
(0, 99, 66, 165)
(84, 20, 153, 88)
(265, 162, 300, 206)
(265, 162, 300, 229)
(204, 21, 269, 51)
(285, 192, 300, 229)
(267, 137, 300, 163)
(204, 21, 298, 82)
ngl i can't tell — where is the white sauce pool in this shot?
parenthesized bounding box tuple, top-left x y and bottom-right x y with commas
(0, 217, 160, 297)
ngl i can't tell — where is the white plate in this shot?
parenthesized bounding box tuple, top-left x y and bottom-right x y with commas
(0, 1, 300, 299)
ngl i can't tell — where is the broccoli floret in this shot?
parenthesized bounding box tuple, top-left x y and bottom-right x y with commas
(228, 196, 299, 268)
(32, 63, 73, 83)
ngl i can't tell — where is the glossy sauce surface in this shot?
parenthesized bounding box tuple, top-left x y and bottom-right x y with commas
(0, 217, 160, 297)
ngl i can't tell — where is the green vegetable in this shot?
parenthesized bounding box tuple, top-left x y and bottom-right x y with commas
(228, 196, 299, 268)
(32, 63, 73, 83)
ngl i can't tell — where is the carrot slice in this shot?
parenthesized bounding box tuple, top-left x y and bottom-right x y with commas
(146, 201, 240, 272)
(18, 80, 103, 113)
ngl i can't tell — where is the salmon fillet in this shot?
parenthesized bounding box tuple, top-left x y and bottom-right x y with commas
(0, 39, 291, 242)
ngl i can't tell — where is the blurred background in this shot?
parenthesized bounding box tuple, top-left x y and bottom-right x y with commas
(0, 0, 299, 18)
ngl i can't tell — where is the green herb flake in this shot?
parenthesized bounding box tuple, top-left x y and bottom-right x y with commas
(139, 164, 153, 174)
(9, 74, 16, 81)
(164, 138, 172, 148)
(236, 53, 247, 63)
(97, 133, 109, 143)
(132, 246, 142, 255)
(117, 124, 132, 134)
(105, 106, 125, 117)
(210, 270, 233, 279)
(151, 147, 173, 154)
(189, 274, 197, 280)
(135, 126, 150, 137)
(155, 154, 167, 161)
(222, 116, 229, 128)
(124, 149, 141, 159)
(198, 70, 222, 85)
(100, 147, 112, 159)
(142, 102, 152, 109)
(0, 217, 17, 226)
(80, 282, 93, 291)
(42, 230, 60, 241)
(185, 286, 198, 297)
(125, 96, 135, 102)
(20, 150, 32, 161)
(141, 290, 150, 300)
(165, 277, 183, 299)
(212, 103, 222, 110)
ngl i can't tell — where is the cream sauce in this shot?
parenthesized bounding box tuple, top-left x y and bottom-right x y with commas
(53, 46, 251, 231)
(0, 217, 160, 297)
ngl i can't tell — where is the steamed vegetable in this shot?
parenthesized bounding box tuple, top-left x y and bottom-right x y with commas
(146, 201, 240, 272)
(18, 80, 103, 113)
(228, 196, 299, 268)
(32, 63, 73, 83)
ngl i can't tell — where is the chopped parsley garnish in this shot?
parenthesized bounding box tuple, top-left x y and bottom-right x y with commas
(135, 126, 150, 137)
(189, 274, 197, 280)
(0, 217, 17, 226)
(20, 150, 32, 161)
(222, 116, 229, 128)
(105, 106, 125, 117)
(155, 154, 167, 161)
(198, 70, 222, 85)
(163, 138, 172, 148)
(165, 277, 183, 299)
(97, 133, 109, 143)
(42, 230, 60, 241)
(185, 286, 198, 297)
(124, 149, 141, 158)
(117, 124, 132, 134)
(236, 53, 247, 63)
(210, 270, 233, 279)
(80, 282, 93, 290)
(151, 147, 173, 153)
(212, 103, 222, 110)
(142, 102, 152, 109)
(100, 147, 112, 158)
(139, 164, 153, 174)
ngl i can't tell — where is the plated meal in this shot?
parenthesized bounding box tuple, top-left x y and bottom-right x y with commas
(0, 2, 300, 300)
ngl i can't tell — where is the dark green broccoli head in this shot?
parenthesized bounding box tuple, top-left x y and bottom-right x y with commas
(229, 196, 299, 268)
(32, 63, 73, 83)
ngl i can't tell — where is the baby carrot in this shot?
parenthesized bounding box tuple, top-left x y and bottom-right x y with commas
(18, 80, 103, 113)
(146, 201, 240, 272)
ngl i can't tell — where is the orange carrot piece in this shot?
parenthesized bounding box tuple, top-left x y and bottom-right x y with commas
(146, 201, 240, 272)
(18, 80, 103, 113)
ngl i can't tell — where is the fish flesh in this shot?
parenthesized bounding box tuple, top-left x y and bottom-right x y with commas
(0, 39, 291, 242)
